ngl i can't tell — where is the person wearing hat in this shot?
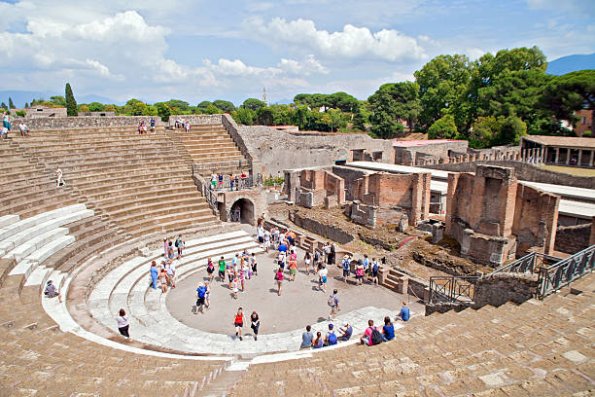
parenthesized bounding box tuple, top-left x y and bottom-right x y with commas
(324, 323, 338, 346)
(339, 322, 353, 341)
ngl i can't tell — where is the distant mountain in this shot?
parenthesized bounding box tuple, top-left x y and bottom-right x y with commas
(0, 90, 121, 108)
(547, 53, 595, 75)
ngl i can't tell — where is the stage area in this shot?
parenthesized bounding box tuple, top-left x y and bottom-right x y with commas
(166, 248, 423, 335)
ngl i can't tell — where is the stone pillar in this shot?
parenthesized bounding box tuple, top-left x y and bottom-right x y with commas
(555, 148, 560, 164)
(590, 150, 594, 168)
(590, 217, 595, 246)
(578, 149, 583, 167)
(445, 173, 460, 236)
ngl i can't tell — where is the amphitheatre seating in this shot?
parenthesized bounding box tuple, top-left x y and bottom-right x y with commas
(11, 127, 219, 237)
(0, 140, 77, 218)
(230, 274, 595, 397)
(171, 124, 249, 176)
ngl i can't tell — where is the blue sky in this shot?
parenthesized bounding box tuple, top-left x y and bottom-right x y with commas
(0, 0, 593, 105)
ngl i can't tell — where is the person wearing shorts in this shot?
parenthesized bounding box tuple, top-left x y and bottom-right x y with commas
(234, 307, 245, 341)
(318, 265, 328, 292)
(218, 257, 226, 281)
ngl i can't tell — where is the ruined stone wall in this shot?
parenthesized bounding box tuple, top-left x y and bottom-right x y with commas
(395, 141, 469, 165)
(289, 211, 354, 244)
(286, 168, 345, 208)
(14, 115, 165, 130)
(555, 223, 592, 254)
(513, 184, 559, 256)
(351, 172, 430, 225)
(473, 273, 539, 308)
(331, 166, 370, 201)
(238, 125, 393, 176)
(426, 160, 595, 189)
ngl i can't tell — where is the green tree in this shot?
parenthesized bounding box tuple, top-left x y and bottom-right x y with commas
(232, 107, 256, 125)
(65, 83, 78, 116)
(205, 104, 221, 114)
(78, 104, 90, 113)
(469, 116, 501, 148)
(24, 102, 29, 108)
(327, 92, 360, 113)
(0, 102, 7, 110)
(320, 108, 348, 132)
(495, 115, 527, 146)
(8, 97, 15, 109)
(540, 70, 595, 128)
(155, 103, 171, 122)
(50, 95, 66, 107)
(196, 101, 212, 113)
(212, 100, 236, 113)
(87, 102, 105, 112)
(256, 107, 273, 125)
(428, 114, 458, 139)
(414, 54, 473, 131)
(368, 88, 403, 138)
(242, 98, 266, 111)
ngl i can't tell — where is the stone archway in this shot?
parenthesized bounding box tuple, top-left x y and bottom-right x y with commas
(229, 198, 255, 225)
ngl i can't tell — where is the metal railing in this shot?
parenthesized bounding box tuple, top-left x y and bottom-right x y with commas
(428, 275, 480, 304)
(537, 245, 595, 298)
(492, 252, 537, 275)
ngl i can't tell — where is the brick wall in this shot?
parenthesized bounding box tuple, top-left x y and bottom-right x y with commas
(555, 223, 592, 254)
(394, 141, 469, 166)
(351, 172, 430, 225)
(513, 184, 559, 255)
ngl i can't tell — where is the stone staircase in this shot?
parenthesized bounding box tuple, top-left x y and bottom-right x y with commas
(229, 273, 595, 396)
(173, 124, 249, 176)
(10, 127, 219, 237)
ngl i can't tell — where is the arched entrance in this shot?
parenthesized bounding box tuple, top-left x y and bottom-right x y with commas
(229, 198, 255, 225)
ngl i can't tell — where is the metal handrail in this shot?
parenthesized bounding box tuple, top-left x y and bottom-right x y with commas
(428, 275, 480, 304)
(537, 245, 595, 298)
(492, 252, 537, 274)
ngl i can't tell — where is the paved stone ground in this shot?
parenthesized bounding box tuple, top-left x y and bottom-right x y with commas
(167, 247, 424, 335)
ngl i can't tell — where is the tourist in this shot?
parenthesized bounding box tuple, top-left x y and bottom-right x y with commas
(206, 257, 215, 282)
(184, 120, 191, 132)
(194, 283, 207, 313)
(227, 257, 235, 288)
(355, 261, 365, 285)
(2, 112, 11, 133)
(44, 280, 61, 302)
(272, 227, 280, 247)
(250, 311, 260, 341)
(163, 238, 168, 256)
(56, 168, 65, 187)
(329, 243, 336, 265)
(116, 309, 130, 337)
(150, 261, 159, 289)
(231, 275, 239, 299)
(257, 224, 264, 243)
(382, 316, 395, 341)
(175, 235, 184, 257)
(274, 267, 284, 296)
(210, 174, 217, 190)
(263, 228, 271, 252)
(18, 121, 29, 137)
(286, 230, 296, 246)
(363, 255, 370, 275)
(234, 308, 245, 341)
(301, 325, 314, 349)
(318, 265, 328, 292)
(159, 268, 168, 293)
(339, 323, 353, 341)
(239, 262, 246, 292)
(304, 252, 312, 275)
(149, 117, 156, 131)
(341, 255, 351, 283)
(371, 258, 380, 286)
(360, 320, 383, 346)
(218, 256, 226, 282)
(328, 289, 340, 319)
(250, 253, 258, 276)
(288, 250, 298, 281)
(217, 173, 224, 189)
(312, 331, 324, 349)
(204, 281, 211, 309)
(314, 250, 322, 268)
(278, 239, 288, 254)
(325, 324, 338, 346)
(397, 301, 411, 322)
(277, 251, 286, 271)
(167, 257, 178, 288)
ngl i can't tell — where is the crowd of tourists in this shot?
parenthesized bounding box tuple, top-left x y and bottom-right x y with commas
(209, 171, 250, 192)
(173, 118, 191, 132)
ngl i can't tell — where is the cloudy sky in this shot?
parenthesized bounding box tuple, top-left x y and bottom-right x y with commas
(0, 0, 593, 105)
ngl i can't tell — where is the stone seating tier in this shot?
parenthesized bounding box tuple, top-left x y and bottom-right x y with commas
(228, 275, 595, 397)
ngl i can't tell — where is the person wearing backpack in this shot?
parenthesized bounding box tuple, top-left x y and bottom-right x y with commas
(371, 258, 380, 286)
(341, 255, 351, 284)
(325, 323, 338, 346)
(328, 289, 340, 319)
(194, 283, 207, 314)
(360, 319, 383, 346)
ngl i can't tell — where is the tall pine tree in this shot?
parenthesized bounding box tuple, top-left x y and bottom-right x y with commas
(8, 97, 15, 109)
(65, 83, 78, 116)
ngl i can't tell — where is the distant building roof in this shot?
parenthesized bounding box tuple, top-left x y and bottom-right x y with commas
(393, 139, 466, 147)
(523, 135, 595, 149)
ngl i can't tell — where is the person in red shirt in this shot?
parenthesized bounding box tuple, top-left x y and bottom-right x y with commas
(234, 307, 245, 341)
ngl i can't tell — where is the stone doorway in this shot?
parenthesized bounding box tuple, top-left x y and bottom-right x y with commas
(230, 198, 255, 224)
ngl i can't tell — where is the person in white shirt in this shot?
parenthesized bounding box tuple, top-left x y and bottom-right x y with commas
(116, 308, 130, 337)
(167, 258, 178, 288)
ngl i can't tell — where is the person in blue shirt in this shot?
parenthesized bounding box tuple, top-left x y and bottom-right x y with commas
(325, 323, 338, 346)
(312, 331, 324, 348)
(397, 301, 411, 322)
(150, 261, 159, 289)
(339, 323, 353, 341)
(382, 316, 395, 341)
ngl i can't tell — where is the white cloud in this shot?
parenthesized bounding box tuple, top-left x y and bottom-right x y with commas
(204, 58, 281, 77)
(245, 17, 426, 61)
(278, 55, 328, 75)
